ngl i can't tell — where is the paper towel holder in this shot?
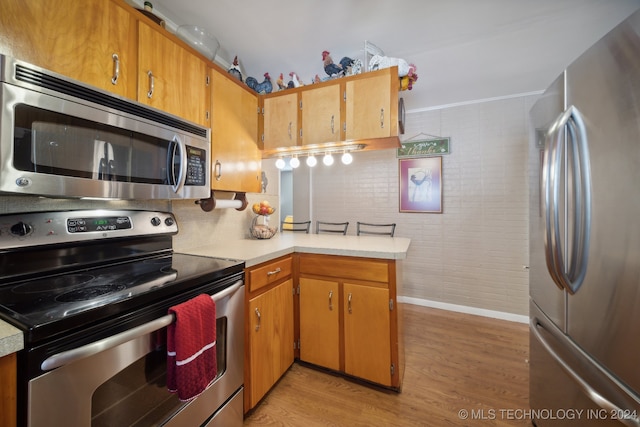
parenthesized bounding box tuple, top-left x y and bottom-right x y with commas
(196, 190, 248, 212)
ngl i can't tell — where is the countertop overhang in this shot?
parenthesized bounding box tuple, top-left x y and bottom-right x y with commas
(181, 233, 411, 267)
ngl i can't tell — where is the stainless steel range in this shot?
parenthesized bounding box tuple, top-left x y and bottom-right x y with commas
(0, 209, 245, 427)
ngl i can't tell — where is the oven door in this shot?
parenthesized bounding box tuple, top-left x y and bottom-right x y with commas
(27, 281, 244, 427)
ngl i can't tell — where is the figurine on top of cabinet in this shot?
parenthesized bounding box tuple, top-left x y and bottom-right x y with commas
(287, 72, 303, 88)
(276, 73, 287, 90)
(322, 51, 354, 77)
(245, 72, 273, 94)
(227, 56, 243, 82)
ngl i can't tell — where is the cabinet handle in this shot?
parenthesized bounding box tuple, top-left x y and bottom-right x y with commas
(331, 115, 335, 134)
(214, 160, 222, 181)
(288, 122, 292, 140)
(111, 53, 120, 85)
(266, 267, 281, 276)
(254, 307, 261, 331)
(147, 70, 154, 99)
(328, 290, 333, 311)
(347, 292, 352, 314)
(380, 108, 385, 128)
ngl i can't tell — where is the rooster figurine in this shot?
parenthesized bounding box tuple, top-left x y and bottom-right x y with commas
(322, 51, 354, 77)
(277, 73, 287, 90)
(245, 72, 273, 94)
(227, 56, 243, 82)
(287, 72, 303, 88)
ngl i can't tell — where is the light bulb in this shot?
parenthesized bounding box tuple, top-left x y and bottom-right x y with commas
(275, 158, 285, 169)
(323, 153, 334, 166)
(306, 155, 317, 167)
(341, 152, 353, 165)
(290, 156, 300, 168)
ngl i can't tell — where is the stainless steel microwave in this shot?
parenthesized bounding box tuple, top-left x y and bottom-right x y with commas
(0, 55, 210, 200)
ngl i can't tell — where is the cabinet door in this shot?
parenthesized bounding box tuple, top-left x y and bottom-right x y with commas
(210, 69, 261, 192)
(344, 70, 397, 140)
(138, 21, 209, 126)
(263, 93, 299, 150)
(248, 279, 294, 407)
(299, 278, 340, 370)
(343, 282, 391, 386)
(0, 0, 135, 98)
(301, 84, 341, 146)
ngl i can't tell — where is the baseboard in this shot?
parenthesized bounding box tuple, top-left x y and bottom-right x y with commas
(398, 296, 529, 324)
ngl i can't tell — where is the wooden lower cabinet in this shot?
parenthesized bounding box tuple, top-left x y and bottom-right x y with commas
(244, 256, 294, 413)
(0, 352, 17, 427)
(299, 278, 340, 371)
(297, 253, 403, 390)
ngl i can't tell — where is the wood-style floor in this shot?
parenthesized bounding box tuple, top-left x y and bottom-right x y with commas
(244, 303, 531, 427)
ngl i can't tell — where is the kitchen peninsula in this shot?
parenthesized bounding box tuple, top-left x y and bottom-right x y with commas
(183, 232, 410, 267)
(185, 232, 410, 413)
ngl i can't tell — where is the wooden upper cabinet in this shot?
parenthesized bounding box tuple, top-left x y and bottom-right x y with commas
(301, 84, 341, 145)
(0, 0, 136, 98)
(262, 92, 299, 150)
(210, 68, 261, 192)
(344, 67, 399, 141)
(137, 21, 209, 126)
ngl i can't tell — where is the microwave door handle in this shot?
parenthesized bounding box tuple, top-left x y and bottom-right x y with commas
(170, 137, 187, 193)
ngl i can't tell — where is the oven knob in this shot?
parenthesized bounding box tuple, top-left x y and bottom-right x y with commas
(150, 217, 161, 226)
(164, 217, 175, 226)
(10, 221, 33, 237)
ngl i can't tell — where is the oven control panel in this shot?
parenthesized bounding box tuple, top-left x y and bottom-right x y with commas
(0, 210, 178, 249)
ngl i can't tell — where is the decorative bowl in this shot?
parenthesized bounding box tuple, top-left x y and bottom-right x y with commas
(176, 25, 220, 60)
(250, 224, 278, 239)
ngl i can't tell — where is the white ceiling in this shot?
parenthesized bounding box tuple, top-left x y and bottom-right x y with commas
(140, 0, 640, 111)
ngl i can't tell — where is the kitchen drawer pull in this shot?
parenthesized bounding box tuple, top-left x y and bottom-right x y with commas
(380, 108, 385, 128)
(348, 292, 352, 314)
(147, 70, 154, 98)
(255, 307, 261, 331)
(111, 53, 120, 85)
(329, 290, 333, 311)
(266, 267, 281, 276)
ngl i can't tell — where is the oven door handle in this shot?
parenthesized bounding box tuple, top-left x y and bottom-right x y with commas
(41, 279, 244, 371)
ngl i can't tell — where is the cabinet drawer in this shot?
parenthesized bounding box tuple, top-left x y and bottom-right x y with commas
(298, 254, 389, 284)
(248, 256, 292, 292)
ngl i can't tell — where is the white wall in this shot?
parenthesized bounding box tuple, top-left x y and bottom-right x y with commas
(299, 94, 539, 318)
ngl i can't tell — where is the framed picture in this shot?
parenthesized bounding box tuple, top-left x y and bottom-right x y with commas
(399, 157, 443, 213)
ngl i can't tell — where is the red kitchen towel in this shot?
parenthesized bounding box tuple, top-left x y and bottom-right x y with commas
(167, 294, 217, 401)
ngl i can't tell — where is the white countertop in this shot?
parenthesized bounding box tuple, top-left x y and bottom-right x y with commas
(181, 233, 411, 267)
(0, 320, 23, 358)
(0, 233, 410, 356)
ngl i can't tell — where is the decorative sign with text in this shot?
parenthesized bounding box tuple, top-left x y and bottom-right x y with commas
(397, 137, 450, 158)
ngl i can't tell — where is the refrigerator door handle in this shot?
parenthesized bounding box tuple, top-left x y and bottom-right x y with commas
(545, 106, 592, 294)
(531, 318, 640, 427)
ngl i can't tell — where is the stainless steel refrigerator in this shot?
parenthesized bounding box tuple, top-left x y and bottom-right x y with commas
(529, 9, 640, 427)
